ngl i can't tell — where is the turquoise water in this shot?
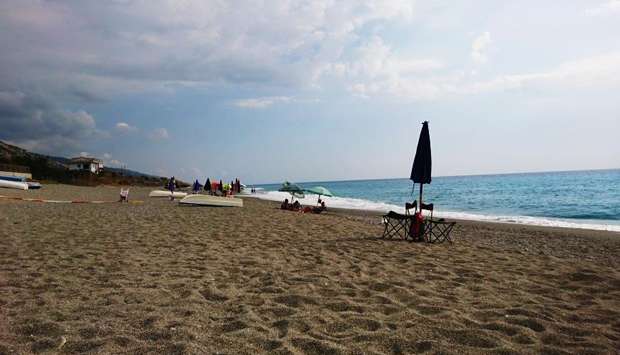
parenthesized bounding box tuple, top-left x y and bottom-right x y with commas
(249, 169, 620, 232)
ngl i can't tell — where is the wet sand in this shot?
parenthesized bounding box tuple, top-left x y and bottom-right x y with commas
(1, 185, 619, 354)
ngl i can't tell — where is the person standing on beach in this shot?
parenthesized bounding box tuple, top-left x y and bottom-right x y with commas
(169, 176, 176, 201)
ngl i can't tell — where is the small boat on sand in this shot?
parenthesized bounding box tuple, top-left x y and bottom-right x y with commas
(149, 190, 187, 198)
(0, 175, 26, 182)
(27, 182, 42, 189)
(178, 194, 243, 207)
(0, 180, 28, 190)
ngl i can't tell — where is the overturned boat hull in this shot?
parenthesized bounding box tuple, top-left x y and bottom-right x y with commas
(178, 194, 243, 207)
(0, 180, 28, 190)
(148, 190, 187, 198)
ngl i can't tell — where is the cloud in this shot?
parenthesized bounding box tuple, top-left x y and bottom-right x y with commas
(148, 128, 169, 141)
(0, 0, 416, 101)
(235, 96, 291, 108)
(463, 52, 620, 94)
(155, 168, 170, 177)
(471, 31, 493, 65)
(99, 152, 125, 167)
(586, 1, 620, 15)
(191, 167, 203, 176)
(338, 36, 445, 99)
(114, 122, 137, 134)
(80, 151, 90, 157)
(234, 96, 319, 108)
(345, 51, 620, 99)
(108, 159, 125, 168)
(0, 90, 106, 154)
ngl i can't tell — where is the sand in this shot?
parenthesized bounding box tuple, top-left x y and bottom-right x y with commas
(1, 185, 619, 354)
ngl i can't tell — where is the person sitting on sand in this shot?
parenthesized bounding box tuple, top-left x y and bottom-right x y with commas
(281, 199, 289, 210)
(302, 201, 326, 214)
(289, 200, 301, 212)
(119, 187, 129, 202)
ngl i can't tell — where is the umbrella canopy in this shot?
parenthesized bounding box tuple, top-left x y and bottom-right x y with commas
(410, 121, 432, 206)
(279, 181, 305, 200)
(205, 178, 211, 191)
(305, 186, 333, 197)
(219, 180, 223, 191)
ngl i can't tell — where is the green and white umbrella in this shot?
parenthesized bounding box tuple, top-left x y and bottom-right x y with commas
(279, 181, 305, 200)
(305, 186, 333, 203)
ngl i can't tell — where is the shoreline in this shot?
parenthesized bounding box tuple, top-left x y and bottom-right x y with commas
(242, 194, 620, 236)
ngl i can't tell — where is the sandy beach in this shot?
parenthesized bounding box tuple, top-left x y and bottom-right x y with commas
(1, 185, 619, 355)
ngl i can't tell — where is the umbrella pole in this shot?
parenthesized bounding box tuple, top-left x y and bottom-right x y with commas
(419, 183, 423, 209)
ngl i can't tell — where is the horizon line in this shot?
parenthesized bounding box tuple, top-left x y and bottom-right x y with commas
(249, 167, 620, 186)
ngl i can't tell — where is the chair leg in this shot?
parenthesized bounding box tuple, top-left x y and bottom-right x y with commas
(391, 221, 408, 240)
(382, 218, 409, 240)
(438, 224, 455, 244)
(382, 224, 389, 238)
(429, 223, 455, 244)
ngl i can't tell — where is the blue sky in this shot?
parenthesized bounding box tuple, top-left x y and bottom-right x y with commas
(1, 0, 619, 184)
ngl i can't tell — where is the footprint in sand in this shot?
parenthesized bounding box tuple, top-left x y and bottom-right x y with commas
(505, 317, 546, 333)
(291, 337, 340, 355)
(274, 295, 316, 308)
(200, 289, 229, 302)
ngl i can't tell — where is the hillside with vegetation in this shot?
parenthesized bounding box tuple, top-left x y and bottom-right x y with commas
(0, 140, 167, 187)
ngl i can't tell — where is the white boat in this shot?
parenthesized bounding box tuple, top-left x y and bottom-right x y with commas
(0, 175, 26, 182)
(27, 182, 42, 189)
(179, 194, 243, 207)
(148, 190, 187, 198)
(0, 180, 28, 190)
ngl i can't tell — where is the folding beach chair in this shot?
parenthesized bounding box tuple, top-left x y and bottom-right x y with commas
(119, 187, 129, 202)
(381, 211, 412, 240)
(420, 203, 434, 219)
(424, 219, 456, 244)
(419, 203, 456, 244)
(405, 200, 417, 215)
(382, 200, 420, 240)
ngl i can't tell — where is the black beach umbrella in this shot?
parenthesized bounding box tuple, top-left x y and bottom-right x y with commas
(205, 178, 211, 191)
(219, 180, 223, 191)
(410, 121, 432, 207)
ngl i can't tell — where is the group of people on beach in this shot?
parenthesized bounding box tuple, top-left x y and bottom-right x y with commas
(280, 198, 327, 214)
(167, 176, 242, 198)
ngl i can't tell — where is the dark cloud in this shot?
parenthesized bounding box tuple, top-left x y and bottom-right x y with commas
(70, 86, 110, 104)
(0, 91, 105, 154)
(0, 0, 414, 155)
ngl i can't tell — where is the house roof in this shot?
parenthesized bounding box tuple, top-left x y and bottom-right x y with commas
(67, 157, 102, 164)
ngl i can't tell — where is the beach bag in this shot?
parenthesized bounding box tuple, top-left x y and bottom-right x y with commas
(412, 212, 424, 239)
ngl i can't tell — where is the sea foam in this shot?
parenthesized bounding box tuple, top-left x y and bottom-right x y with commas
(247, 190, 620, 233)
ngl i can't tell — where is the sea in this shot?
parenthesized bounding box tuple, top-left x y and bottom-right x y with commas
(246, 169, 620, 232)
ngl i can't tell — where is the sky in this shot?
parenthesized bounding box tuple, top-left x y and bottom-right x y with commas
(1, 0, 619, 184)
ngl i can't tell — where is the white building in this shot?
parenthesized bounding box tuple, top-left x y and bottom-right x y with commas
(67, 157, 103, 174)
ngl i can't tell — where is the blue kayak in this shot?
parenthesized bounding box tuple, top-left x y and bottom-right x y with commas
(0, 175, 26, 182)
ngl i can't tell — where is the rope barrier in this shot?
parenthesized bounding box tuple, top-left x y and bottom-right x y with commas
(1, 195, 142, 204)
